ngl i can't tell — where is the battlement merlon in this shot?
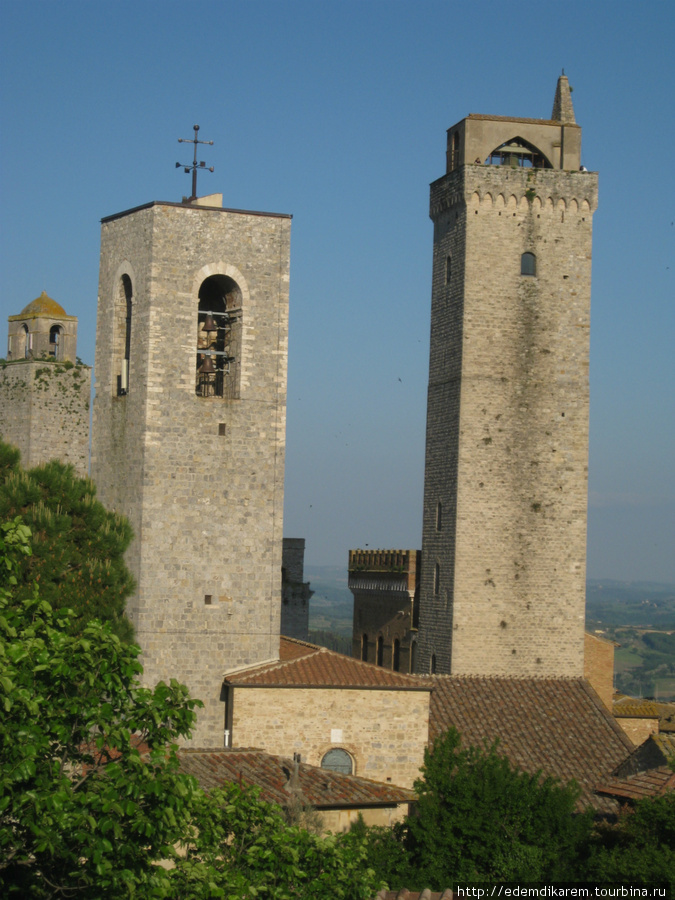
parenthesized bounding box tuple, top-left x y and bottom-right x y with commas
(429, 165, 598, 221)
(348, 549, 420, 594)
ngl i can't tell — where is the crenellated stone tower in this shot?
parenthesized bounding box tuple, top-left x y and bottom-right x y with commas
(0, 292, 91, 476)
(91, 192, 291, 746)
(416, 76, 598, 677)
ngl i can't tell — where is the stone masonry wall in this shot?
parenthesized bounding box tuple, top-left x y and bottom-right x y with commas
(230, 685, 430, 789)
(418, 164, 598, 677)
(584, 631, 615, 710)
(0, 359, 91, 476)
(91, 201, 290, 747)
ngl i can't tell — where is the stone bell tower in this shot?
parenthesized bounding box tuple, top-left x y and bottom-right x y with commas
(416, 76, 598, 677)
(0, 292, 90, 476)
(91, 186, 291, 747)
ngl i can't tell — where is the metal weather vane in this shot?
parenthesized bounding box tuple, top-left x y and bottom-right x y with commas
(176, 125, 214, 201)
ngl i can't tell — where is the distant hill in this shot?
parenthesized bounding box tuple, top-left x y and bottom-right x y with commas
(305, 567, 675, 699)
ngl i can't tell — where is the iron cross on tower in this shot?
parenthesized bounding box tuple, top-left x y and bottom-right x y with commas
(176, 125, 214, 201)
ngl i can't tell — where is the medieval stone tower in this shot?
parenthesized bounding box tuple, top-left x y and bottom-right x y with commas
(0, 292, 91, 477)
(91, 191, 291, 746)
(416, 76, 598, 677)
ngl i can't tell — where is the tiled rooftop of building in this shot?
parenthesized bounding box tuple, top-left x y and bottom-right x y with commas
(426, 675, 634, 814)
(224, 637, 430, 690)
(177, 747, 415, 809)
(613, 697, 661, 718)
(597, 766, 675, 803)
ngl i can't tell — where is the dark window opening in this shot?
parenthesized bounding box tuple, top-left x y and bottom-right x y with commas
(486, 137, 552, 169)
(430, 653, 437, 674)
(361, 633, 368, 662)
(196, 275, 241, 398)
(116, 275, 133, 396)
(434, 562, 440, 596)
(521, 252, 537, 277)
(436, 501, 442, 532)
(204, 594, 213, 605)
(49, 325, 63, 359)
(392, 638, 400, 672)
(321, 749, 353, 775)
(376, 635, 384, 667)
(21, 324, 31, 358)
(445, 255, 452, 285)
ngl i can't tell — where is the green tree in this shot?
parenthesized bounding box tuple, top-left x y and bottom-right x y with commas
(0, 522, 381, 899)
(0, 441, 134, 640)
(363, 728, 592, 886)
(586, 792, 675, 891)
(173, 782, 380, 899)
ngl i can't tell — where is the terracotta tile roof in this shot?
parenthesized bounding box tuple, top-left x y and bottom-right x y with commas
(613, 697, 661, 718)
(225, 638, 431, 690)
(597, 766, 675, 803)
(426, 675, 634, 814)
(177, 748, 415, 809)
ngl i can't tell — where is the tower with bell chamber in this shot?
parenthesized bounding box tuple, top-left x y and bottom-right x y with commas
(91, 192, 291, 746)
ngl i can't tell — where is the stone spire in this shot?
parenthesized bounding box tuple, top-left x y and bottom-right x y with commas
(551, 73, 576, 124)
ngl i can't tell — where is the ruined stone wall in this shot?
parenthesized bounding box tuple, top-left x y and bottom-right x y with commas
(0, 359, 90, 476)
(418, 164, 597, 677)
(230, 685, 430, 789)
(91, 201, 290, 747)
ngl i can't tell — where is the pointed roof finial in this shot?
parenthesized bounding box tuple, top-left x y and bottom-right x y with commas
(552, 73, 576, 124)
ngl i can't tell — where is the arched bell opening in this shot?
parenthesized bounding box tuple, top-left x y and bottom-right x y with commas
(196, 275, 242, 399)
(486, 136, 552, 169)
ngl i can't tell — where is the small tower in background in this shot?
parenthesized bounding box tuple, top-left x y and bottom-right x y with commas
(416, 76, 598, 677)
(0, 292, 91, 475)
(280, 538, 313, 641)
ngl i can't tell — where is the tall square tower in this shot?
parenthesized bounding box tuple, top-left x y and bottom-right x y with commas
(91, 194, 291, 746)
(417, 77, 598, 677)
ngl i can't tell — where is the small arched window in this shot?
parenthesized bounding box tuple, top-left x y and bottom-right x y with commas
(321, 748, 353, 775)
(49, 325, 63, 359)
(114, 275, 133, 396)
(376, 635, 384, 667)
(21, 324, 31, 358)
(361, 633, 368, 662)
(430, 653, 437, 674)
(434, 562, 440, 596)
(521, 252, 537, 277)
(392, 638, 401, 672)
(436, 501, 442, 532)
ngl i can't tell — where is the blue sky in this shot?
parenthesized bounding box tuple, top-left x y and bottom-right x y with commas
(1, 0, 673, 582)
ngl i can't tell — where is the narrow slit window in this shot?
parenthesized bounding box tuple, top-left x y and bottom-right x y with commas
(376, 635, 384, 667)
(445, 255, 452, 284)
(436, 501, 442, 532)
(434, 562, 440, 596)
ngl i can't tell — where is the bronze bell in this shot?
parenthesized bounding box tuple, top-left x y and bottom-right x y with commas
(199, 355, 215, 374)
(203, 314, 217, 331)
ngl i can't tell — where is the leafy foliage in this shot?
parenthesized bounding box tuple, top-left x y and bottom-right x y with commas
(585, 793, 675, 891)
(0, 523, 380, 899)
(0, 440, 135, 640)
(360, 727, 592, 886)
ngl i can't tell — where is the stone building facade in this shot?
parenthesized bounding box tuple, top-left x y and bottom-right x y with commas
(0, 292, 90, 476)
(223, 638, 431, 789)
(91, 193, 291, 747)
(349, 548, 420, 673)
(417, 76, 598, 677)
(281, 537, 313, 641)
